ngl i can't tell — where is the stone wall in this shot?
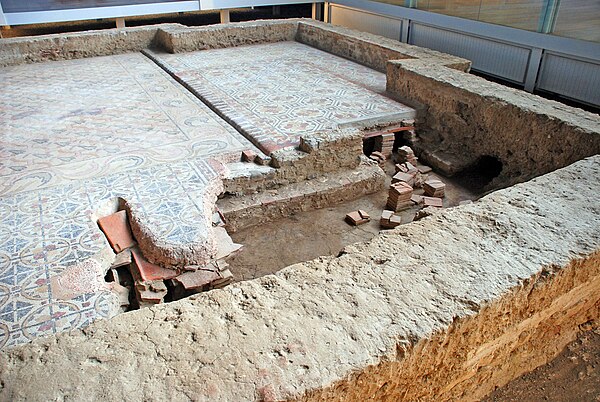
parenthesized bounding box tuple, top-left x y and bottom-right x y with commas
(296, 20, 471, 73)
(155, 19, 298, 53)
(387, 60, 600, 188)
(1, 156, 598, 401)
(0, 25, 174, 67)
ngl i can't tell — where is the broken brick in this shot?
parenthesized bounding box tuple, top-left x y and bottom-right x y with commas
(346, 211, 369, 226)
(381, 210, 393, 220)
(392, 171, 415, 186)
(358, 210, 370, 220)
(172, 269, 220, 291)
(242, 150, 256, 162)
(111, 248, 132, 269)
(97, 210, 136, 253)
(423, 196, 443, 208)
(131, 248, 178, 282)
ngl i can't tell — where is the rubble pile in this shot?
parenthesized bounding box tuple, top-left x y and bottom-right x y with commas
(397, 145, 418, 166)
(98, 208, 241, 310)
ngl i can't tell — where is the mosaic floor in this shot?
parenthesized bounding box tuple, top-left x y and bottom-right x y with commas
(0, 42, 415, 349)
(153, 42, 415, 154)
(0, 52, 254, 197)
(0, 53, 251, 348)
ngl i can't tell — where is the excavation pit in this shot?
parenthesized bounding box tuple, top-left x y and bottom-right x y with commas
(0, 19, 599, 401)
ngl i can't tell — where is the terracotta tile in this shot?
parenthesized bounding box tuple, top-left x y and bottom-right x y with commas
(423, 196, 443, 208)
(97, 210, 136, 253)
(131, 248, 178, 282)
(173, 269, 219, 290)
(242, 150, 256, 162)
(346, 211, 369, 226)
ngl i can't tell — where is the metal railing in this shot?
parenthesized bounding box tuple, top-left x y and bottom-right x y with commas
(326, 0, 600, 107)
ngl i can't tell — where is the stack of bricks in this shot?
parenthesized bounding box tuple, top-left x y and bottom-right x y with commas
(387, 182, 413, 211)
(393, 161, 425, 188)
(368, 151, 386, 166)
(380, 133, 395, 156)
(380, 210, 401, 229)
(423, 178, 446, 198)
(397, 146, 418, 166)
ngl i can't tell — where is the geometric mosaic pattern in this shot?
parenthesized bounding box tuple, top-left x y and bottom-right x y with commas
(0, 52, 255, 197)
(0, 157, 223, 349)
(0, 53, 243, 348)
(153, 42, 415, 154)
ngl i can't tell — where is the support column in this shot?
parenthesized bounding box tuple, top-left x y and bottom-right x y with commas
(273, 5, 281, 16)
(400, 19, 410, 43)
(312, 3, 323, 21)
(0, 1, 8, 27)
(323, 2, 330, 23)
(220, 9, 230, 24)
(524, 47, 543, 92)
(116, 17, 125, 28)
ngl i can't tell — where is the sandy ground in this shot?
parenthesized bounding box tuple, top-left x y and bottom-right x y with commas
(228, 160, 480, 282)
(485, 326, 600, 401)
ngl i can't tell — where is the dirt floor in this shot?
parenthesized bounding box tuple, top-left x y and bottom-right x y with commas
(228, 161, 482, 282)
(485, 326, 600, 401)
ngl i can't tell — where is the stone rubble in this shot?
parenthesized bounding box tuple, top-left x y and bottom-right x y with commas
(397, 145, 418, 166)
(99, 208, 241, 309)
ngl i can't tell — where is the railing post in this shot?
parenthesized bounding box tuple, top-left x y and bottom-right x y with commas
(0, 1, 7, 26)
(524, 47, 543, 92)
(312, 2, 323, 21)
(220, 9, 230, 23)
(400, 18, 410, 43)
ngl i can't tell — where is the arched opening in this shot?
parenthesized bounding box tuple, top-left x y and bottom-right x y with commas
(455, 155, 503, 191)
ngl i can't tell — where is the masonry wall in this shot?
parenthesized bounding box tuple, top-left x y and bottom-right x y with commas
(155, 20, 298, 53)
(387, 60, 600, 188)
(296, 20, 471, 73)
(1, 156, 599, 401)
(0, 25, 170, 66)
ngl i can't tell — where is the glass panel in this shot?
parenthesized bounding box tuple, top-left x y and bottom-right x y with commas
(416, 0, 544, 31)
(553, 0, 600, 43)
(417, 0, 482, 20)
(478, 0, 545, 31)
(1, 0, 183, 13)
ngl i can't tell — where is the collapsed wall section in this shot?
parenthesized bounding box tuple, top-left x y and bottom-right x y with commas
(387, 60, 600, 188)
(1, 156, 598, 401)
